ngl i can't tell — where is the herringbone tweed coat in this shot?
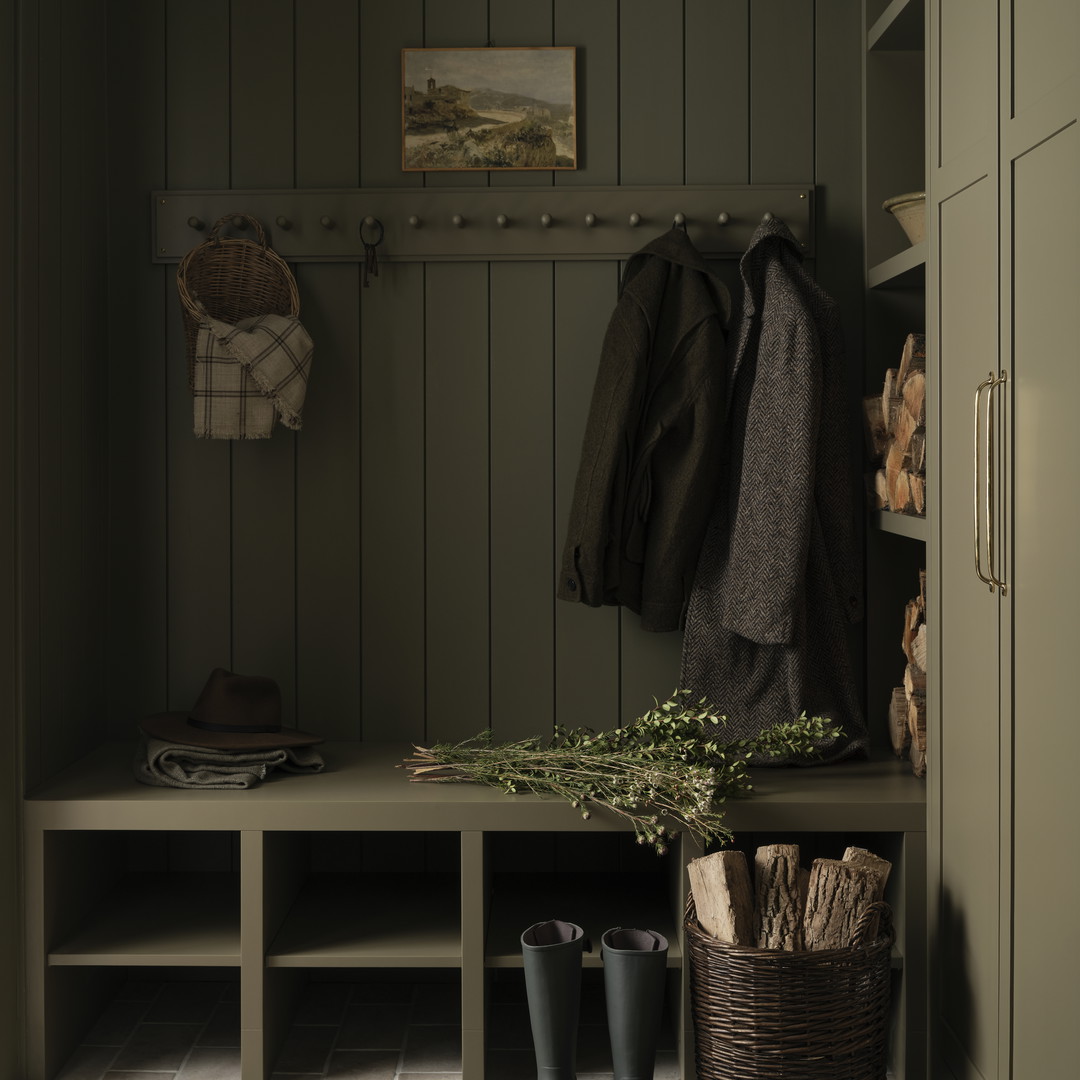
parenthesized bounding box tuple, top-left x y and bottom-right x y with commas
(679, 218, 867, 763)
(558, 227, 731, 632)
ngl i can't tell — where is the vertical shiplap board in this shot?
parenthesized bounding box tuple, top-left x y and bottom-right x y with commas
(619, 621, 683, 723)
(490, 263, 555, 742)
(750, 0, 814, 183)
(106, 0, 168, 734)
(359, 1, 426, 743)
(57, 0, 109, 765)
(424, 263, 490, 743)
(685, 0, 750, 184)
(620, 0, 685, 184)
(295, 1, 362, 740)
(229, 0, 298, 721)
(422, 0, 489, 188)
(554, 262, 620, 730)
(554, 0, 619, 186)
(360, 0, 424, 188)
(164, 0, 233, 712)
(489, 0, 555, 188)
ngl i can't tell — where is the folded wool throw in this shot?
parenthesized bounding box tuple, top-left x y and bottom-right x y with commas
(193, 312, 314, 439)
(133, 735, 325, 790)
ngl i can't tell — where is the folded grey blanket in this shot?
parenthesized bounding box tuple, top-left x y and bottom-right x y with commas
(134, 735, 325, 790)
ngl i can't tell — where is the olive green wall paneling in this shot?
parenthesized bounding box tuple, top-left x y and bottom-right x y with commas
(294, 1, 362, 741)
(164, 0, 232, 713)
(553, 262, 620, 730)
(554, 0, 618, 186)
(358, 263, 426, 743)
(423, 0, 489, 189)
(229, 0, 298, 722)
(489, 0, 555, 189)
(1011, 0, 1078, 116)
(58, 0, 108, 765)
(937, 0, 995, 167)
(360, 0, 424, 189)
(619, 0, 685, 184)
(424, 263, 491, 744)
(490, 263, 555, 742)
(106, 0, 168, 737)
(750, 0, 813, 183)
(685, 0, 750, 184)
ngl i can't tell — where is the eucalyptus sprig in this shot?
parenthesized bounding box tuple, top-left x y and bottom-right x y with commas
(401, 692, 841, 853)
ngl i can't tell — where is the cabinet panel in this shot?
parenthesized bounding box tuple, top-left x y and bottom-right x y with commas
(1011, 0, 1080, 116)
(936, 0, 996, 166)
(1009, 119, 1080, 1078)
(935, 175, 1000, 1080)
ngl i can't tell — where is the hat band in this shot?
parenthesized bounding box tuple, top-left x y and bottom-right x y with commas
(188, 716, 281, 734)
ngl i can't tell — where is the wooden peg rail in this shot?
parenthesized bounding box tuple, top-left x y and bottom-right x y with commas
(152, 184, 814, 263)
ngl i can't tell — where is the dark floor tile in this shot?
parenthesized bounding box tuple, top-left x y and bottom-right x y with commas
(400, 1025, 462, 1073)
(575, 1023, 613, 1074)
(487, 1000, 533, 1050)
(324, 1049, 400, 1079)
(197, 1000, 241, 1048)
(336, 1003, 410, 1050)
(111, 1023, 204, 1071)
(292, 980, 354, 1025)
(411, 982, 461, 1025)
(84, 999, 148, 1045)
(56, 1045, 120, 1079)
(271, 1024, 337, 1074)
(143, 981, 227, 1024)
(350, 982, 415, 1005)
(485, 1048, 536, 1080)
(175, 1045, 243, 1079)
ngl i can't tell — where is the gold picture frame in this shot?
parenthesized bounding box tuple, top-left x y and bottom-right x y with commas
(402, 46, 577, 172)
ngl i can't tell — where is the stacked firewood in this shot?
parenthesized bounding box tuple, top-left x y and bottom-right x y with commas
(889, 569, 927, 778)
(865, 332, 926, 515)
(689, 844, 891, 950)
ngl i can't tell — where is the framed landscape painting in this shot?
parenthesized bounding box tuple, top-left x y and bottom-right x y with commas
(402, 46, 577, 171)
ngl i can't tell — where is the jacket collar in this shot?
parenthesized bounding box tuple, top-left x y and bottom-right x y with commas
(737, 216, 805, 319)
(624, 226, 732, 322)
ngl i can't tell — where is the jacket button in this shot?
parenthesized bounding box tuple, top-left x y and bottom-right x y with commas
(566, 578, 577, 592)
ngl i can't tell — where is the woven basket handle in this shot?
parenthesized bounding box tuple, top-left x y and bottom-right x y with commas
(207, 213, 267, 247)
(850, 900, 892, 949)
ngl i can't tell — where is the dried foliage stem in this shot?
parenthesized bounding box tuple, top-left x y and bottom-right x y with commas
(400, 692, 842, 853)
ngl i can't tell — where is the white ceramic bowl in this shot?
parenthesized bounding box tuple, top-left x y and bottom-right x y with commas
(882, 191, 926, 246)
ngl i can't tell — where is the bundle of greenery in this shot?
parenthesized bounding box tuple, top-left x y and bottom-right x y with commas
(401, 693, 841, 854)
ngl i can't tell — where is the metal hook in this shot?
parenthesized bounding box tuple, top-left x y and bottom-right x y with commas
(717, 212, 730, 226)
(408, 215, 422, 228)
(496, 214, 509, 228)
(320, 215, 335, 229)
(673, 212, 686, 230)
(540, 213, 552, 228)
(452, 214, 465, 228)
(187, 216, 205, 231)
(584, 213, 597, 227)
(360, 216, 384, 247)
(231, 215, 248, 230)
(275, 215, 292, 230)
(761, 211, 774, 223)
(629, 212, 641, 227)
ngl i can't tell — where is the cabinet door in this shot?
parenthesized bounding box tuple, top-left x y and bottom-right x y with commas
(1005, 1, 1080, 1066)
(933, 171, 1003, 1080)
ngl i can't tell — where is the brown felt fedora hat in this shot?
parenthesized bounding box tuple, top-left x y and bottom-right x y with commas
(140, 668, 323, 750)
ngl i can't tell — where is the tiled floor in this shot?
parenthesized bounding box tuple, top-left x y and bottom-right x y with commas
(57, 974, 680, 1080)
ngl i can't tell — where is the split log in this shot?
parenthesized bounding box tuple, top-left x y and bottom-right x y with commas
(687, 851, 755, 945)
(902, 370, 927, 426)
(918, 569, 927, 612)
(897, 332, 926, 384)
(863, 395, 889, 462)
(909, 472, 926, 515)
(910, 739, 927, 778)
(842, 847, 892, 902)
(912, 623, 928, 671)
(885, 442, 908, 509)
(904, 662, 926, 697)
(881, 368, 902, 432)
(754, 844, 803, 950)
(874, 469, 889, 510)
(889, 686, 911, 757)
(908, 689, 927, 752)
(803, 859, 882, 951)
(902, 599, 923, 664)
(908, 428, 926, 473)
(893, 400, 920, 454)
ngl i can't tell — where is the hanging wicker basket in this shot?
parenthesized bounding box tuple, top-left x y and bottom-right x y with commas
(176, 213, 300, 385)
(685, 896, 894, 1080)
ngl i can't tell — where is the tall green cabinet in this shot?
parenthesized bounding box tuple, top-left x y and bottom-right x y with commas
(929, 1, 1080, 1077)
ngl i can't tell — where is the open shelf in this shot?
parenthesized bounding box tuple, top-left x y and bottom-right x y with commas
(48, 872, 240, 966)
(486, 873, 680, 969)
(870, 241, 927, 289)
(874, 510, 927, 541)
(267, 872, 461, 967)
(868, 0, 924, 51)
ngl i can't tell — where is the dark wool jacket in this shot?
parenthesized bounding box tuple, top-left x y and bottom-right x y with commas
(679, 218, 866, 762)
(557, 227, 731, 632)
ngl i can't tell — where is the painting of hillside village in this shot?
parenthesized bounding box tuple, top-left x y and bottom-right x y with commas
(402, 47, 576, 171)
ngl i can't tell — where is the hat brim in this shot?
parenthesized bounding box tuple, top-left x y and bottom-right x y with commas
(139, 712, 324, 750)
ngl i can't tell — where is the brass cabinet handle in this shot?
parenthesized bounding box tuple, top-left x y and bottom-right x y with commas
(987, 370, 1008, 595)
(974, 373, 996, 591)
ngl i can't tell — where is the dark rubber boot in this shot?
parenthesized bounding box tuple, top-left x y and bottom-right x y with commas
(521, 919, 588, 1080)
(601, 927, 669, 1080)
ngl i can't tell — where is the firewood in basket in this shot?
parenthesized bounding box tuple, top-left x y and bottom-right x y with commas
(687, 851, 755, 945)
(842, 847, 892, 902)
(754, 844, 802, 950)
(803, 859, 881, 951)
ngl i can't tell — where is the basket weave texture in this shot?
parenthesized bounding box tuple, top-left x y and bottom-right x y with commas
(685, 897, 894, 1080)
(177, 214, 300, 384)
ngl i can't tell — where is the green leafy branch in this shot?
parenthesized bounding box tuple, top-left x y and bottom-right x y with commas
(401, 692, 841, 854)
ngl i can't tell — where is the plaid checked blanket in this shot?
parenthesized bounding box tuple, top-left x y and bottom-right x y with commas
(193, 312, 313, 439)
